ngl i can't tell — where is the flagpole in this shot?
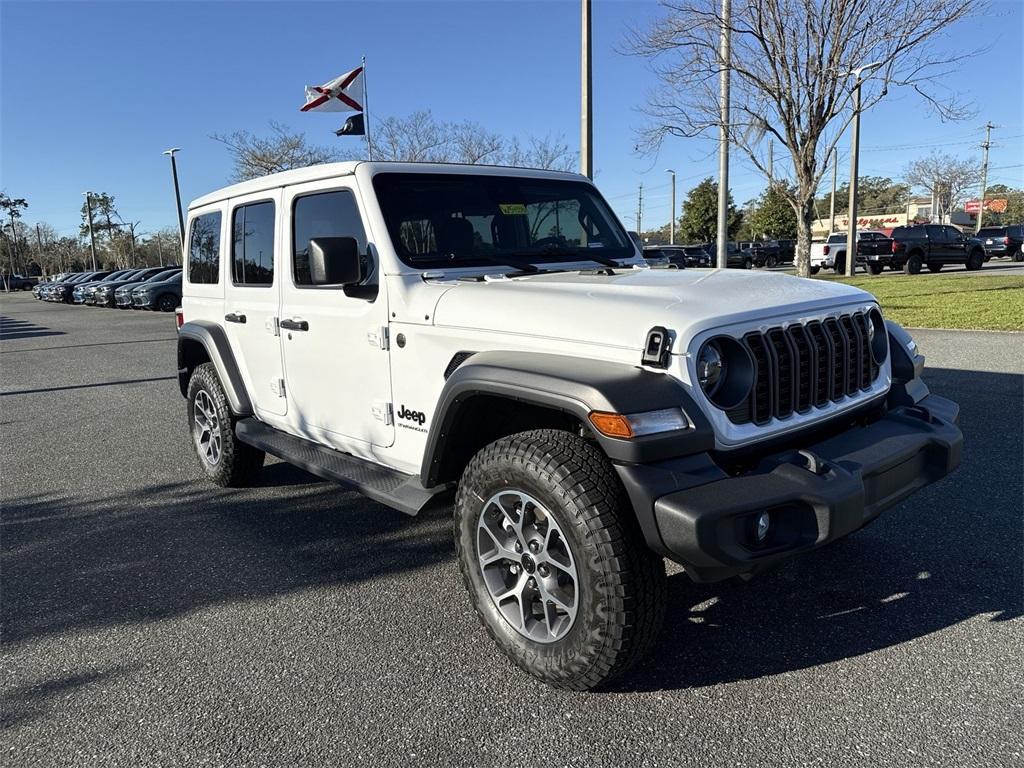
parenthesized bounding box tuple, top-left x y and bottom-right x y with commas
(362, 55, 373, 161)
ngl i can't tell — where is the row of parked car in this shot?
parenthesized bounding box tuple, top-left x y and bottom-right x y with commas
(33, 266, 182, 310)
(641, 240, 795, 270)
(809, 223, 1023, 275)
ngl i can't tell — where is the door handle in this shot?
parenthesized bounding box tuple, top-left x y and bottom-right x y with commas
(225, 312, 247, 324)
(280, 318, 309, 332)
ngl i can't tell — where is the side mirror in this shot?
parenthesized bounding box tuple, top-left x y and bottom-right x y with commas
(308, 237, 362, 286)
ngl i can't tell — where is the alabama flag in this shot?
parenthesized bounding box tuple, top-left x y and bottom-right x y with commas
(300, 67, 364, 113)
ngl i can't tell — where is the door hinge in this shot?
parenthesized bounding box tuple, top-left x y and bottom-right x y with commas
(367, 325, 389, 350)
(371, 401, 393, 425)
(266, 316, 280, 337)
(270, 377, 286, 397)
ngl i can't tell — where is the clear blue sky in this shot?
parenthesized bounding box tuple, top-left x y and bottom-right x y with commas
(2, 0, 1022, 239)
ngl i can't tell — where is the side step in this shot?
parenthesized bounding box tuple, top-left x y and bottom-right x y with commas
(235, 418, 450, 516)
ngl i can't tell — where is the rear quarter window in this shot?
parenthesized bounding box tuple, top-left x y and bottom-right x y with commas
(188, 212, 222, 284)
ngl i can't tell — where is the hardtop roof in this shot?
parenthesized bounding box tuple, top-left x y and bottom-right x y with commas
(188, 161, 588, 209)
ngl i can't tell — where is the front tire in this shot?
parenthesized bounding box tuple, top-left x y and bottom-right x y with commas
(186, 363, 265, 487)
(965, 249, 984, 271)
(454, 429, 666, 690)
(867, 263, 884, 275)
(809, 265, 821, 275)
(157, 293, 178, 312)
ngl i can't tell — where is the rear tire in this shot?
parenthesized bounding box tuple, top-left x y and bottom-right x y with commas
(965, 249, 984, 271)
(186, 363, 265, 487)
(1013, 247, 1023, 263)
(868, 263, 884, 275)
(904, 252, 923, 275)
(927, 262, 943, 273)
(809, 266, 821, 275)
(454, 429, 666, 690)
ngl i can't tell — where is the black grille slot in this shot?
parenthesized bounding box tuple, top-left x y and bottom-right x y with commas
(726, 313, 881, 425)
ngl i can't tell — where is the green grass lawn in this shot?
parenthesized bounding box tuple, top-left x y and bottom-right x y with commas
(811, 273, 1024, 331)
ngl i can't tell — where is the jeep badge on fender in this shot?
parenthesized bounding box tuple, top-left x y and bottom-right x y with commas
(397, 405, 426, 426)
(177, 161, 962, 691)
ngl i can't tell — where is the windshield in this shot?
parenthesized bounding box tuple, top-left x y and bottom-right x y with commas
(373, 173, 634, 270)
(977, 228, 1003, 237)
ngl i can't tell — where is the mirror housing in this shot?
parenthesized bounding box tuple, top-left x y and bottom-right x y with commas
(309, 237, 362, 286)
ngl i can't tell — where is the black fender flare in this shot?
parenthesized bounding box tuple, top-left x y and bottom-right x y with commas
(419, 350, 714, 487)
(177, 320, 253, 416)
(885, 320, 928, 407)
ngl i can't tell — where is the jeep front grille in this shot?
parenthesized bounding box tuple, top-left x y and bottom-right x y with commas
(726, 312, 880, 425)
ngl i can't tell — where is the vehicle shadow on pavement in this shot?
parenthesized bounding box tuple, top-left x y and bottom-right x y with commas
(1, 667, 135, 730)
(1, 478, 453, 648)
(0, 315, 64, 341)
(614, 366, 1023, 692)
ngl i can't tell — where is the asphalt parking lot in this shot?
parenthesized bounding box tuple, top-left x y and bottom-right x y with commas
(2, 293, 1021, 768)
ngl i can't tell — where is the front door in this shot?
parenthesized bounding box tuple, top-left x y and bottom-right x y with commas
(279, 182, 393, 453)
(223, 190, 287, 417)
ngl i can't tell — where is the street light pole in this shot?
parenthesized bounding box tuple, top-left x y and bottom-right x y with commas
(83, 191, 98, 271)
(666, 169, 676, 245)
(580, 0, 593, 179)
(716, 0, 731, 269)
(844, 61, 882, 277)
(163, 148, 186, 247)
(976, 122, 993, 234)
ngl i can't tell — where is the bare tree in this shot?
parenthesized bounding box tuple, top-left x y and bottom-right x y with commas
(903, 151, 980, 223)
(627, 0, 982, 276)
(211, 121, 354, 181)
(372, 111, 453, 163)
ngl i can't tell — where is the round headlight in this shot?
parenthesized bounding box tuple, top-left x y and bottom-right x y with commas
(697, 343, 725, 395)
(696, 337, 754, 409)
(867, 308, 887, 363)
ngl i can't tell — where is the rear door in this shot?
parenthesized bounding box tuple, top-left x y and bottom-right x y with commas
(223, 190, 287, 418)
(944, 226, 968, 263)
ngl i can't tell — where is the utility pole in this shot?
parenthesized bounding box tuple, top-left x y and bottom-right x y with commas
(637, 183, 644, 237)
(829, 148, 838, 233)
(716, 0, 731, 269)
(976, 122, 994, 234)
(767, 140, 774, 180)
(580, 0, 593, 179)
(83, 192, 99, 271)
(163, 148, 186, 246)
(844, 61, 882, 277)
(666, 169, 676, 244)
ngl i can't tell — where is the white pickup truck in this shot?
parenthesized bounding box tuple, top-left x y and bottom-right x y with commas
(176, 162, 962, 690)
(810, 229, 889, 273)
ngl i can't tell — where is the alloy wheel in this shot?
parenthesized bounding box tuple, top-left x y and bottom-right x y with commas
(476, 490, 579, 643)
(193, 390, 222, 465)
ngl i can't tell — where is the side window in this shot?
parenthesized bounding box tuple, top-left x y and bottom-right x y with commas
(232, 201, 275, 285)
(945, 226, 963, 241)
(292, 190, 368, 286)
(188, 212, 222, 284)
(925, 224, 946, 241)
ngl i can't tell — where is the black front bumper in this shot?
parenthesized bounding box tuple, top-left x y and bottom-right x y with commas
(616, 395, 962, 582)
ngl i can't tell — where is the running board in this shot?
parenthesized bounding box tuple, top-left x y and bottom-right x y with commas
(235, 418, 449, 516)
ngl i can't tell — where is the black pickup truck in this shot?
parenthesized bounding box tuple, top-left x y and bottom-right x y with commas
(873, 224, 987, 274)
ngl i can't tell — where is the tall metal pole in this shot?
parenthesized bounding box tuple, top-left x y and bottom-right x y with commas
(7, 210, 18, 281)
(666, 170, 676, 244)
(163, 148, 185, 247)
(716, 0, 731, 268)
(976, 121, 993, 233)
(637, 183, 643, 237)
(829, 148, 838, 233)
(843, 79, 862, 277)
(362, 55, 374, 161)
(767, 140, 774, 180)
(83, 192, 99, 271)
(580, 0, 593, 179)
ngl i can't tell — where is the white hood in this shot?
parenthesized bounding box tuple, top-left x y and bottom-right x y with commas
(431, 267, 876, 352)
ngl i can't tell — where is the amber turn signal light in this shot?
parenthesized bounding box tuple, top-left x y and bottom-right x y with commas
(588, 411, 633, 438)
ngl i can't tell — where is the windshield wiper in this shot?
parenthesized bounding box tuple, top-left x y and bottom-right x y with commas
(534, 245, 622, 269)
(472, 254, 541, 273)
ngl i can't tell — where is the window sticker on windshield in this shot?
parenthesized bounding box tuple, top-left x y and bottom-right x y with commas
(498, 203, 527, 215)
(587, 242, 605, 248)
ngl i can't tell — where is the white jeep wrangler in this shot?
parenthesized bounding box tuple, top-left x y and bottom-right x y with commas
(177, 162, 962, 690)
